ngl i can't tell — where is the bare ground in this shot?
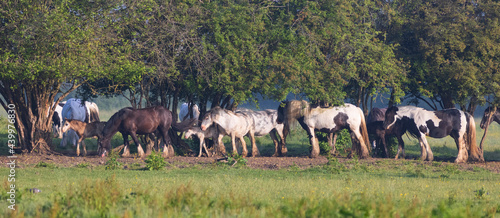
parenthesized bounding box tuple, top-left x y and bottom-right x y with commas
(2, 152, 500, 173)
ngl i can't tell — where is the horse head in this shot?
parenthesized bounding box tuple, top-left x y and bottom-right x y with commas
(480, 107, 498, 129)
(383, 106, 399, 130)
(201, 107, 221, 131)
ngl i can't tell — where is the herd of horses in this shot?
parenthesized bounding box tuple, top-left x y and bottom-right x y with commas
(52, 99, 500, 163)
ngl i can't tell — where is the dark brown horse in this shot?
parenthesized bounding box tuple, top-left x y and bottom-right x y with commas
(366, 107, 406, 159)
(480, 107, 500, 129)
(98, 106, 196, 157)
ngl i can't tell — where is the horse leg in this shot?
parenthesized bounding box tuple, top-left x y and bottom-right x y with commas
(351, 129, 369, 159)
(231, 134, 239, 156)
(250, 131, 260, 157)
(240, 136, 248, 157)
(454, 136, 468, 163)
(198, 135, 204, 157)
(216, 134, 226, 156)
(76, 139, 81, 157)
(308, 127, 320, 158)
(82, 140, 87, 157)
(381, 132, 388, 158)
(327, 132, 336, 155)
(421, 136, 433, 161)
(122, 134, 131, 157)
(130, 132, 145, 157)
(395, 135, 405, 160)
(280, 125, 288, 156)
(270, 129, 280, 157)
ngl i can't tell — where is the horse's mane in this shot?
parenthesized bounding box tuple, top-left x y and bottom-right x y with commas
(283, 100, 310, 127)
(102, 107, 131, 138)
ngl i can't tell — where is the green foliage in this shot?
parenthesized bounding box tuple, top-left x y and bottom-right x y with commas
(226, 153, 248, 168)
(316, 129, 352, 156)
(105, 152, 122, 170)
(144, 150, 166, 171)
(75, 163, 91, 169)
(34, 161, 57, 169)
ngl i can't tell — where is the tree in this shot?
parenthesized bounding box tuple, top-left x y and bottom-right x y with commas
(0, 0, 147, 153)
(387, 0, 500, 113)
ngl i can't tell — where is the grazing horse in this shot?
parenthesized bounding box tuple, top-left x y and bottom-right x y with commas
(383, 106, 482, 163)
(184, 126, 219, 157)
(367, 108, 389, 157)
(58, 99, 100, 148)
(200, 107, 257, 157)
(98, 106, 196, 157)
(236, 108, 287, 157)
(179, 103, 200, 121)
(277, 100, 370, 158)
(480, 107, 500, 129)
(61, 119, 106, 156)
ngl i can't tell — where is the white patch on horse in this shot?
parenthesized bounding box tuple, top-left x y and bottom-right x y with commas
(395, 106, 441, 135)
(458, 110, 467, 137)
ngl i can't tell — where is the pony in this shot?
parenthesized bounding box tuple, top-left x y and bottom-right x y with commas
(179, 103, 200, 121)
(383, 106, 482, 163)
(277, 100, 370, 158)
(184, 126, 219, 157)
(480, 107, 500, 129)
(61, 119, 106, 156)
(200, 106, 257, 157)
(58, 98, 100, 148)
(98, 106, 196, 157)
(236, 108, 287, 157)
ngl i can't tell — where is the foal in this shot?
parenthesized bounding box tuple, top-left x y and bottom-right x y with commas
(62, 119, 106, 156)
(184, 126, 220, 157)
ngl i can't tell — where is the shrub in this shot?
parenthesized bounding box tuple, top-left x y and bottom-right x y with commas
(144, 150, 166, 171)
(105, 151, 121, 170)
(316, 129, 351, 156)
(35, 161, 57, 168)
(227, 153, 247, 167)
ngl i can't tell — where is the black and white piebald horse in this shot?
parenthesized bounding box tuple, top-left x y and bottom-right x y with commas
(277, 100, 370, 158)
(383, 106, 482, 163)
(480, 107, 500, 129)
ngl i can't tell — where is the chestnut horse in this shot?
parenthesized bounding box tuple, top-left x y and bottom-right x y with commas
(98, 106, 196, 157)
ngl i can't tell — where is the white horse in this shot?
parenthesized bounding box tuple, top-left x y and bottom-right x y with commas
(236, 108, 287, 157)
(200, 107, 256, 157)
(277, 100, 370, 158)
(60, 98, 100, 148)
(179, 103, 200, 121)
(184, 126, 219, 157)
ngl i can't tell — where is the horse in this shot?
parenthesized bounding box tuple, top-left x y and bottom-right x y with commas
(383, 106, 482, 163)
(98, 106, 196, 157)
(61, 119, 106, 156)
(200, 106, 257, 157)
(367, 108, 391, 158)
(184, 126, 219, 157)
(277, 100, 370, 158)
(236, 108, 287, 157)
(55, 99, 100, 149)
(480, 107, 500, 129)
(179, 103, 200, 121)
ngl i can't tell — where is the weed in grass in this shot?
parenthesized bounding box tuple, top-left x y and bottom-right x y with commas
(75, 163, 90, 168)
(227, 153, 247, 168)
(475, 187, 488, 200)
(34, 161, 57, 169)
(105, 151, 121, 170)
(442, 164, 459, 174)
(145, 150, 166, 171)
(323, 156, 347, 174)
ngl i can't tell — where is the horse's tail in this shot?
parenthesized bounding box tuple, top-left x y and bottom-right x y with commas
(89, 103, 100, 122)
(466, 113, 483, 162)
(359, 108, 371, 155)
(171, 118, 197, 132)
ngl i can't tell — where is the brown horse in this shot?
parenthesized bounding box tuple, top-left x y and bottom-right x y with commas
(61, 119, 106, 156)
(98, 106, 196, 157)
(480, 107, 500, 129)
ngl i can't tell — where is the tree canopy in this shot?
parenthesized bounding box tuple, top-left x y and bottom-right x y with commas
(1, 0, 499, 153)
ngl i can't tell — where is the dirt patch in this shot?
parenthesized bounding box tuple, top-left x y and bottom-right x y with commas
(1, 153, 500, 173)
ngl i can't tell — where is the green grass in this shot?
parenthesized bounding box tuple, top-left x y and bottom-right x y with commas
(0, 161, 499, 217)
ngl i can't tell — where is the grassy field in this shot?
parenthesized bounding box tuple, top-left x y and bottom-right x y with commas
(1, 160, 500, 217)
(1, 105, 500, 217)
